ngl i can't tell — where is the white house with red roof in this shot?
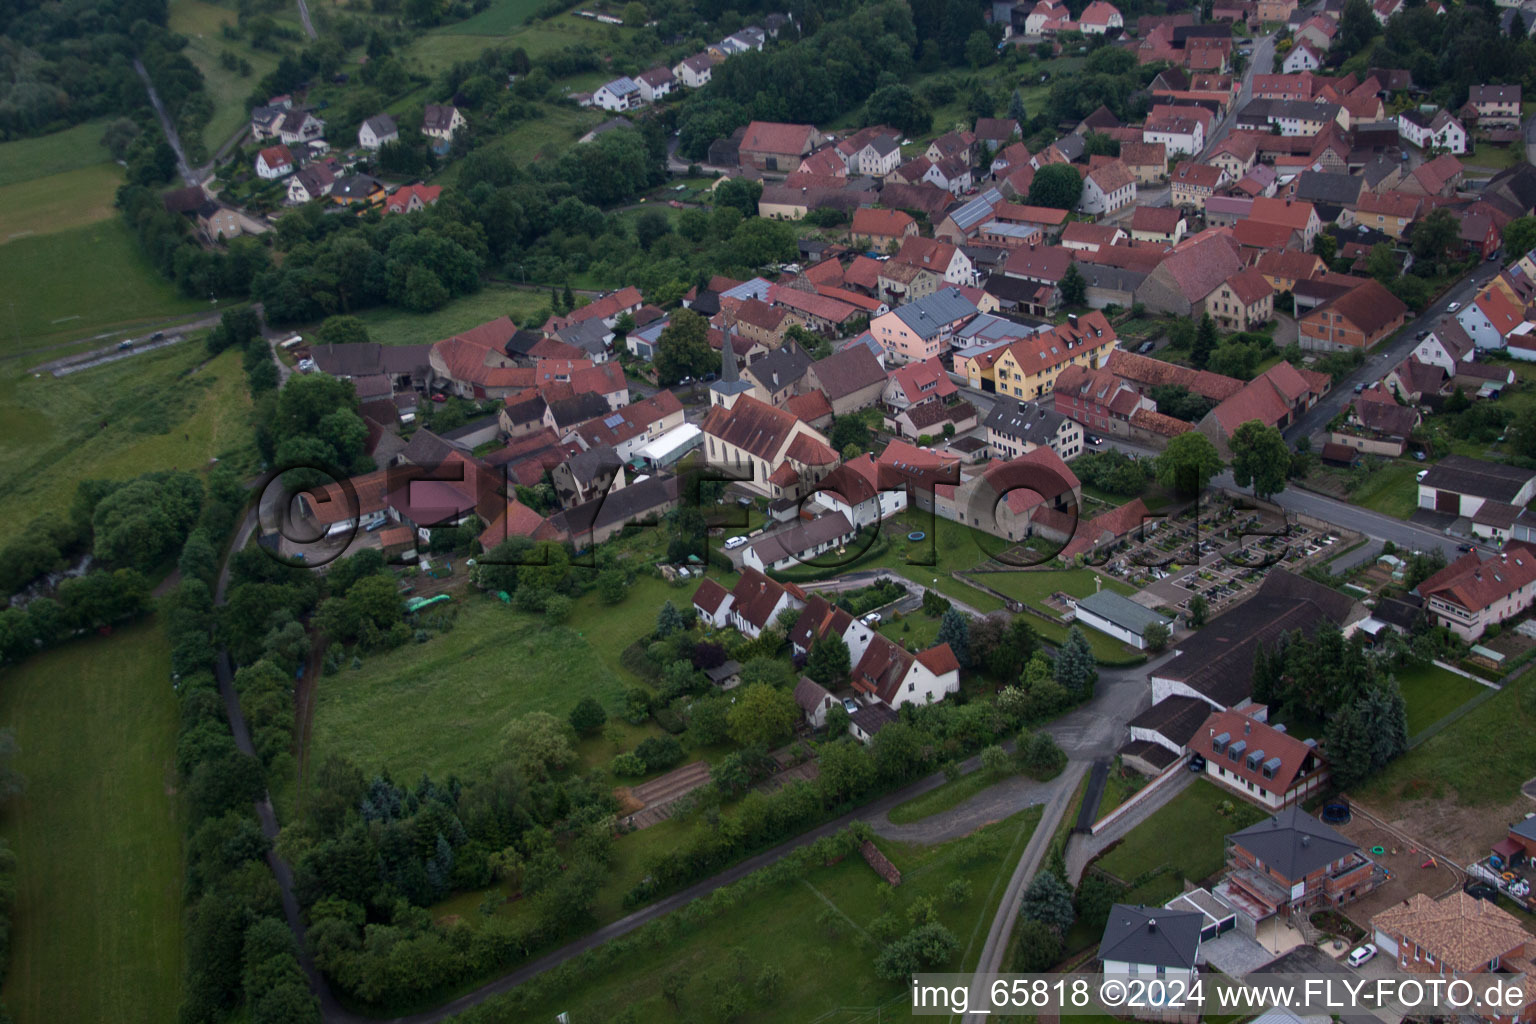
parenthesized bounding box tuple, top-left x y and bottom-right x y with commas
(1078, 0, 1123, 32)
(1457, 286, 1526, 350)
(256, 145, 295, 179)
(692, 568, 807, 638)
(883, 356, 959, 412)
(1078, 160, 1138, 216)
(809, 454, 908, 528)
(385, 184, 442, 214)
(792, 591, 961, 709)
(1189, 706, 1329, 808)
(543, 286, 644, 334)
(1416, 541, 1536, 640)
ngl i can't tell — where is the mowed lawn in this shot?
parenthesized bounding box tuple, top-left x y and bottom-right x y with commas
(350, 284, 554, 346)
(1093, 780, 1266, 905)
(0, 621, 184, 1024)
(491, 806, 1043, 1023)
(1365, 663, 1536, 806)
(1349, 461, 1421, 520)
(0, 121, 113, 187)
(436, 0, 549, 33)
(971, 567, 1135, 605)
(0, 344, 254, 529)
(1395, 663, 1486, 737)
(0, 220, 209, 354)
(170, 0, 282, 146)
(0, 164, 124, 242)
(309, 573, 713, 782)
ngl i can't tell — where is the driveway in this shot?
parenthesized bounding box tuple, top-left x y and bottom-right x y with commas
(1201, 929, 1276, 977)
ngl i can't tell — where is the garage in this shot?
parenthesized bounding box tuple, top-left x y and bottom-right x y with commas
(1435, 489, 1459, 514)
(1372, 928, 1398, 958)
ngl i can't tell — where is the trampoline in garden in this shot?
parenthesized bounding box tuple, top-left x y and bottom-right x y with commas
(908, 532, 926, 541)
(1322, 801, 1351, 824)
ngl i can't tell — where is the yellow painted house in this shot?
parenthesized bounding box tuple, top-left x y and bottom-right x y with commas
(990, 311, 1119, 401)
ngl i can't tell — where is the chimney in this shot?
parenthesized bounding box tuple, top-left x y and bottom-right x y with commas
(1068, 313, 1079, 328)
(1301, 834, 1311, 847)
(1147, 918, 1157, 932)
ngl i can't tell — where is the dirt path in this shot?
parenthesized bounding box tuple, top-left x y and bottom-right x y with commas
(292, 632, 327, 801)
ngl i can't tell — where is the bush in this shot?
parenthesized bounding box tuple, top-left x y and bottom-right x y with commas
(634, 735, 685, 772)
(610, 752, 647, 777)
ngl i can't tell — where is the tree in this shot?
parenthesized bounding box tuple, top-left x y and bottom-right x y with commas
(1410, 206, 1459, 264)
(501, 712, 576, 780)
(935, 609, 972, 667)
(318, 315, 370, 346)
(1019, 871, 1075, 933)
(824, 702, 850, 739)
(805, 633, 852, 684)
(623, 0, 646, 24)
(1020, 730, 1066, 778)
(1053, 626, 1097, 698)
(654, 309, 715, 385)
(1312, 232, 1338, 265)
(1012, 918, 1063, 971)
(1059, 262, 1087, 306)
(569, 696, 607, 736)
(866, 84, 933, 137)
(966, 29, 998, 67)
(727, 683, 799, 749)
(1143, 621, 1171, 652)
(1326, 700, 1373, 789)
(1337, 0, 1379, 55)
(655, 600, 689, 638)
(1154, 431, 1223, 496)
(1366, 242, 1398, 284)
(1229, 420, 1290, 499)
(1028, 163, 1085, 210)
(1190, 313, 1218, 370)
(874, 922, 959, 980)
(1187, 594, 1209, 629)
(980, 744, 1013, 777)
(1503, 217, 1536, 261)
(1009, 90, 1028, 126)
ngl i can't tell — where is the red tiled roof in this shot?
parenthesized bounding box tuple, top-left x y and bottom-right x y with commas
(741, 121, 819, 157)
(1250, 196, 1316, 230)
(700, 394, 806, 461)
(787, 432, 839, 466)
(768, 283, 859, 324)
(1120, 140, 1167, 168)
(1419, 542, 1536, 616)
(915, 642, 960, 675)
(1132, 206, 1182, 233)
(1060, 497, 1151, 559)
(888, 356, 960, 405)
(1106, 349, 1245, 401)
(1189, 707, 1322, 797)
(852, 208, 916, 238)
(1171, 161, 1224, 189)
(784, 389, 833, 424)
(1233, 219, 1297, 251)
(1224, 267, 1274, 305)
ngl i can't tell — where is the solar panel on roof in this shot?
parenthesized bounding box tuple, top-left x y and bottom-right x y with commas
(604, 413, 625, 428)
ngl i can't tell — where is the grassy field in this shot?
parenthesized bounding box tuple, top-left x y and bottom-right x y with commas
(309, 573, 720, 782)
(1365, 664, 1536, 806)
(970, 568, 1135, 605)
(0, 164, 124, 242)
(863, 511, 1005, 612)
(886, 769, 997, 825)
(1462, 140, 1524, 173)
(1396, 663, 1486, 737)
(0, 621, 184, 1024)
(0, 343, 254, 530)
(436, 104, 604, 182)
(169, 0, 283, 146)
(350, 283, 555, 345)
(0, 220, 211, 355)
(1348, 461, 1421, 520)
(436, 0, 549, 34)
(483, 805, 1043, 1022)
(1093, 780, 1266, 905)
(0, 121, 113, 188)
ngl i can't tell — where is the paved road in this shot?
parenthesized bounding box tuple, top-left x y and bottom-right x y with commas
(1064, 768, 1197, 883)
(1219, 471, 1473, 562)
(133, 59, 206, 185)
(296, 0, 318, 38)
(1200, 30, 1276, 160)
(1281, 262, 1500, 444)
(963, 761, 1084, 1022)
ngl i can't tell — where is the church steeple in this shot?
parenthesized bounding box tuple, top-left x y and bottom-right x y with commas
(721, 323, 739, 383)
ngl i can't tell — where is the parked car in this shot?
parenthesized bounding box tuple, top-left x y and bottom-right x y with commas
(724, 536, 748, 550)
(1137, 340, 1155, 354)
(431, 393, 447, 403)
(1087, 435, 1104, 446)
(842, 697, 859, 715)
(1347, 944, 1378, 968)
(1188, 754, 1206, 772)
(1447, 301, 1461, 312)
(1353, 383, 1365, 394)
(1417, 469, 1429, 482)
(1459, 543, 1475, 552)
(150, 331, 164, 340)
(1413, 450, 1426, 461)
(117, 340, 134, 350)
(863, 612, 882, 625)
(1416, 330, 1428, 339)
